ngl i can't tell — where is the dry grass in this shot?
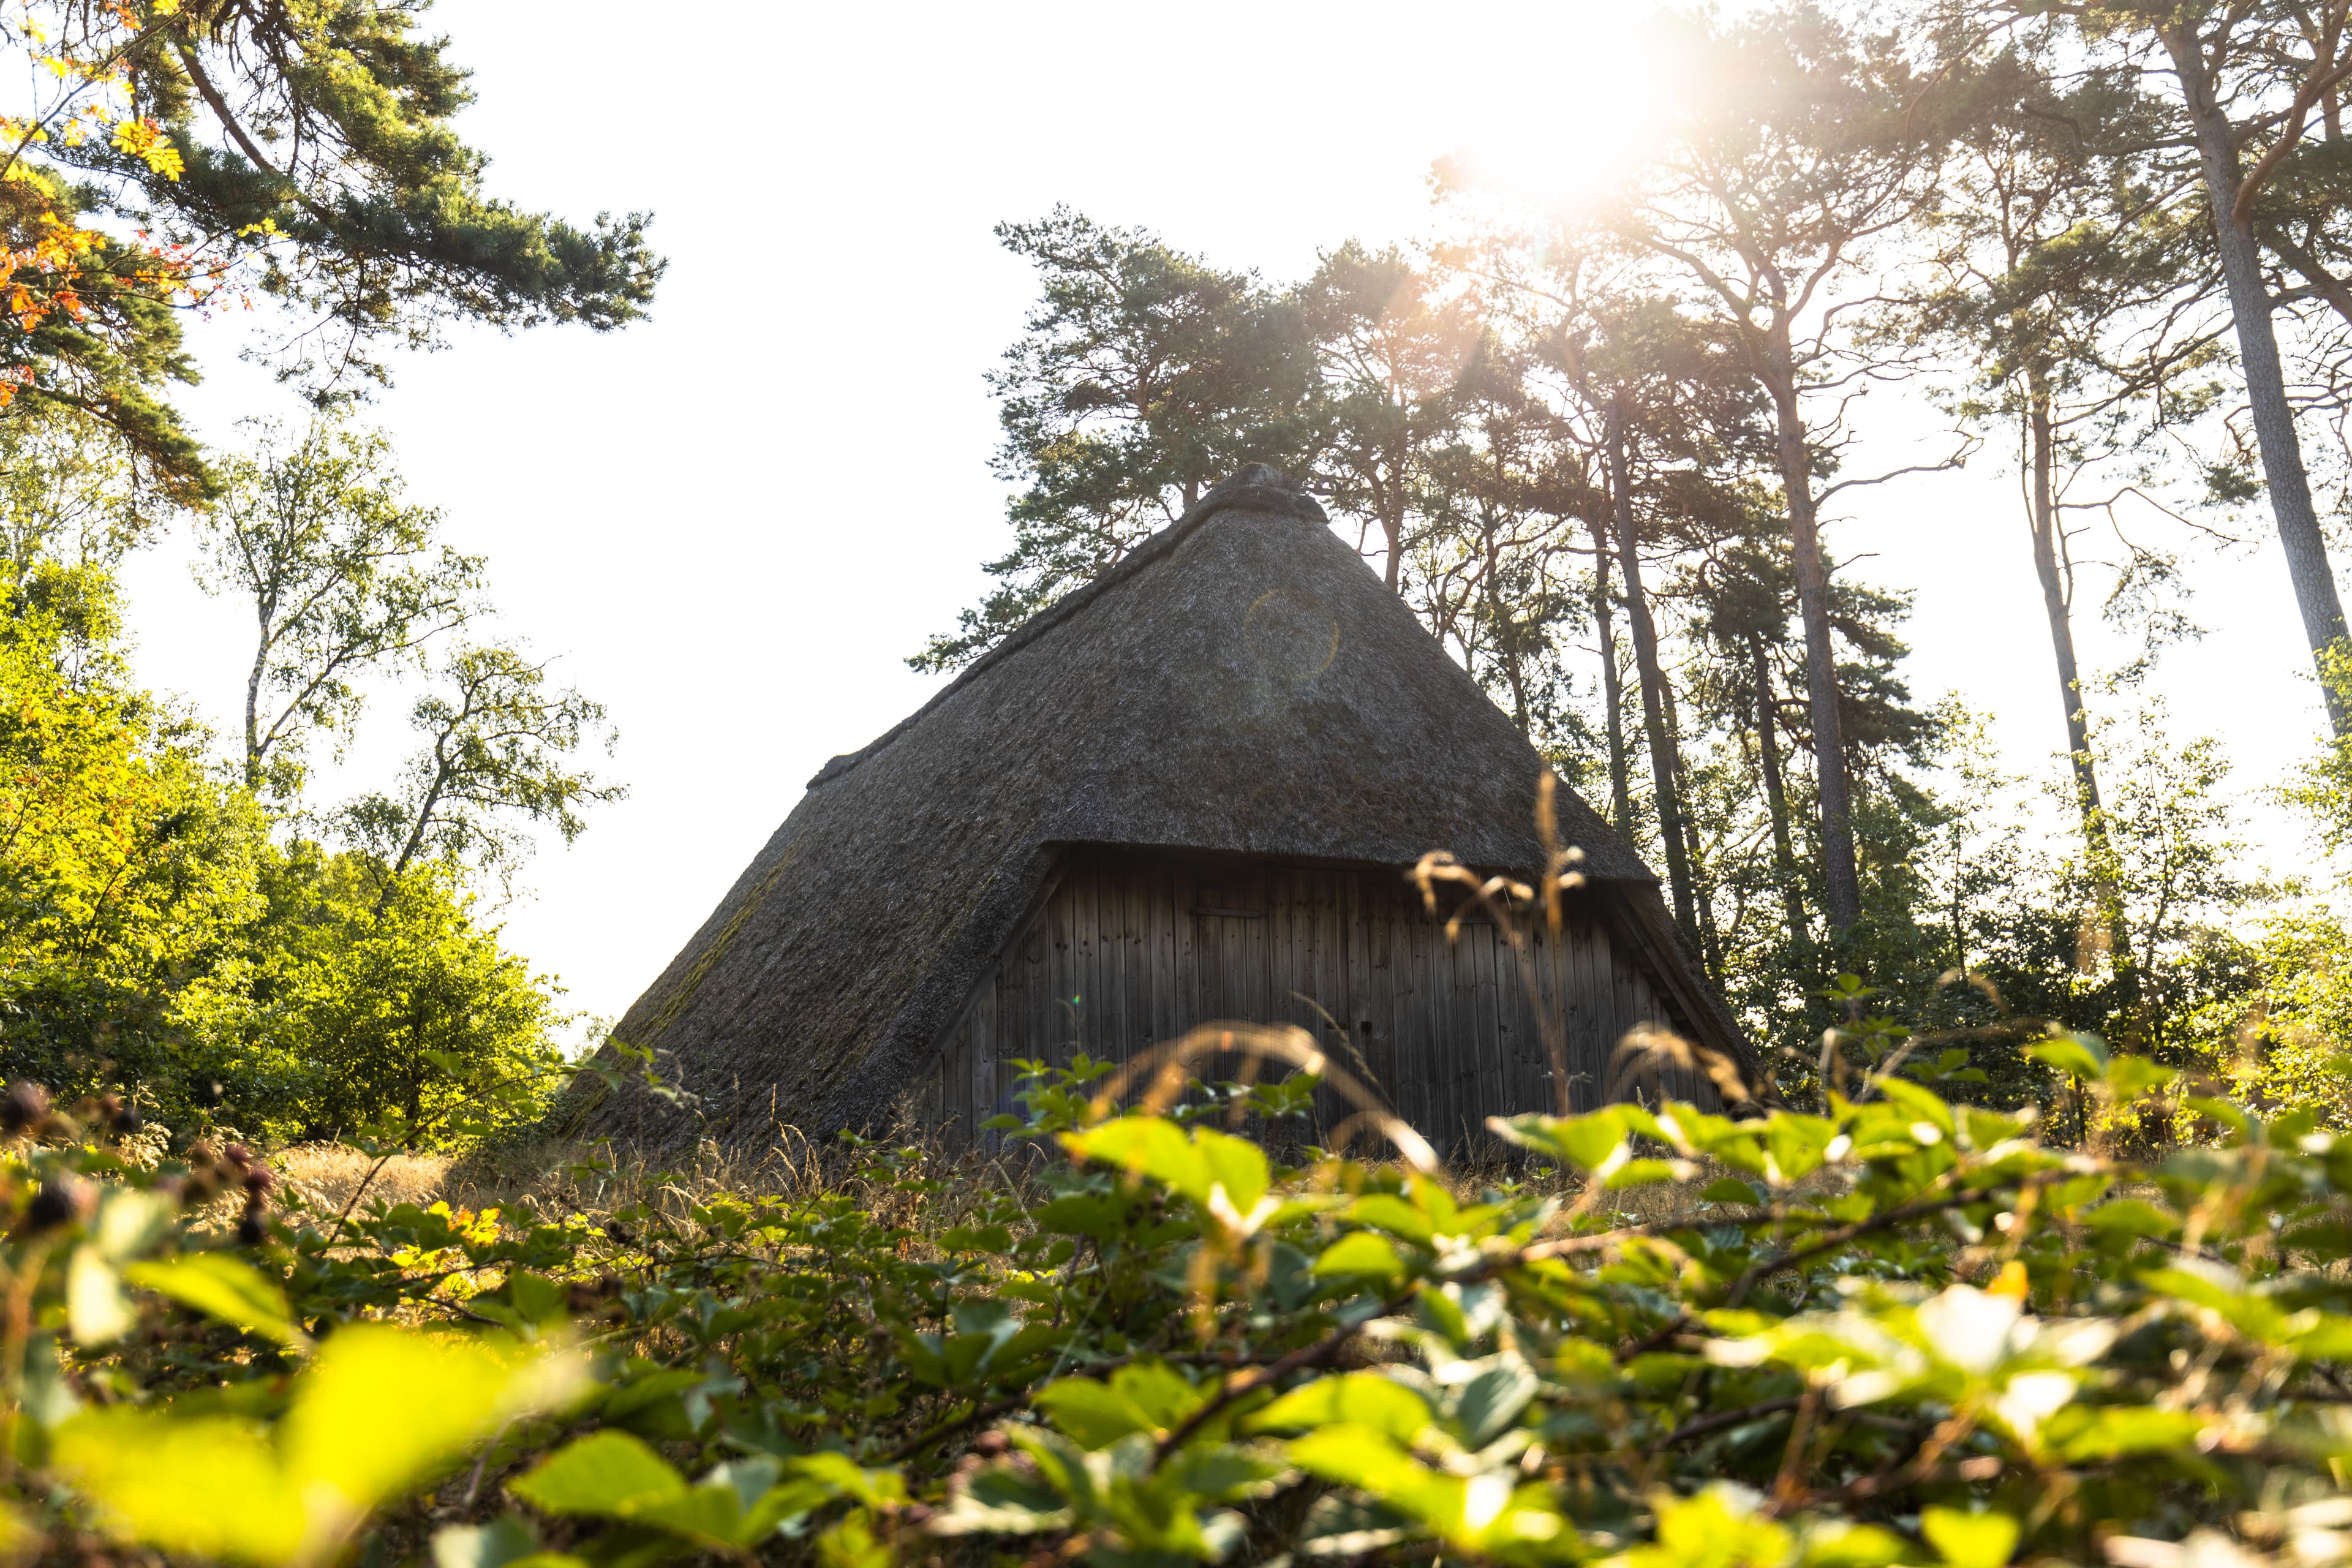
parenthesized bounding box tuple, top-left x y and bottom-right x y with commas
(274, 1144, 454, 1213)
(264, 1122, 1050, 1242)
(262, 1109, 1773, 1248)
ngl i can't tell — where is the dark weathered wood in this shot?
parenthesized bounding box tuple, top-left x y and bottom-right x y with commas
(913, 846, 1720, 1152)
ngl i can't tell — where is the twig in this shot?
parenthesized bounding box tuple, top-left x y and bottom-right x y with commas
(1154, 1317, 1378, 1460)
(1665, 1395, 1803, 1446)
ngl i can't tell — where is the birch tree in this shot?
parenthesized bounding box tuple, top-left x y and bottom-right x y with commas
(195, 415, 479, 801)
(342, 644, 622, 909)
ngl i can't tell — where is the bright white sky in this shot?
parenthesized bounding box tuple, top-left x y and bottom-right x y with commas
(112, 0, 2335, 1031)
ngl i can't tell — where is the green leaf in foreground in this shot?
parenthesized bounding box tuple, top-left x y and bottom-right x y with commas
(56, 1325, 582, 1566)
(123, 1253, 309, 1349)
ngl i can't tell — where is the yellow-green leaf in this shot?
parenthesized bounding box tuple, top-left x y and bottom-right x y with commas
(124, 1253, 307, 1349)
(1247, 1372, 1431, 1442)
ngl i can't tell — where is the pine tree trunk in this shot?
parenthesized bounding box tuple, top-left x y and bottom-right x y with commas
(1748, 631, 1810, 948)
(1662, 679, 1724, 981)
(1588, 516, 1634, 834)
(1764, 345, 1863, 933)
(1608, 403, 1700, 942)
(1485, 519, 1532, 731)
(2026, 382, 2126, 925)
(2163, 23, 2352, 734)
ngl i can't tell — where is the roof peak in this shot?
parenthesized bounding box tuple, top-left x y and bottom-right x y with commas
(1197, 464, 1326, 526)
(808, 467, 1327, 789)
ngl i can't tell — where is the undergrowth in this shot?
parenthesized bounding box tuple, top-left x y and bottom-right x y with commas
(2, 1014, 2351, 1568)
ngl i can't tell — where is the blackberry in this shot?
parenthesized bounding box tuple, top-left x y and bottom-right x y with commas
(24, 1177, 86, 1232)
(1, 1082, 49, 1134)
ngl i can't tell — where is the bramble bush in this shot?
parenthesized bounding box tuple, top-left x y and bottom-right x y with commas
(1, 1012, 2351, 1568)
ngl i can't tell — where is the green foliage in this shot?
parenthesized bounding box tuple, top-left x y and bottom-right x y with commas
(2180, 908, 2352, 1128)
(911, 206, 1313, 671)
(0, 546, 576, 1142)
(197, 412, 482, 801)
(195, 848, 568, 1144)
(0, 594, 267, 1101)
(341, 643, 623, 902)
(0, 0, 663, 492)
(7, 1035, 2352, 1566)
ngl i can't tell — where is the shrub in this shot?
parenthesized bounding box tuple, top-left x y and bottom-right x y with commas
(4, 1020, 2352, 1566)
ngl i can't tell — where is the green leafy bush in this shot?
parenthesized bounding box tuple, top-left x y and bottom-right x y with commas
(7, 1025, 2352, 1566)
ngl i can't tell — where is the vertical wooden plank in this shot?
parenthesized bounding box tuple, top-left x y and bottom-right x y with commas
(1417, 888, 1448, 1149)
(1453, 920, 1485, 1153)
(1449, 912, 1477, 1153)
(1611, 928, 1643, 1107)
(978, 963, 1006, 1147)
(1373, 870, 1408, 1133)
(1338, 867, 1371, 1107)
(1498, 922, 1534, 1120)
(1084, 848, 1112, 1065)
(1313, 867, 1344, 1141)
(1069, 852, 1098, 1065)
(1020, 888, 1055, 1072)
(1016, 883, 1046, 1070)
(1563, 915, 1593, 1109)
(924, 1018, 945, 1144)
(1317, 869, 1347, 1047)
(1112, 851, 1140, 1069)
(1243, 861, 1269, 1025)
(1520, 919, 1555, 1115)
(1068, 849, 1095, 1065)
(1264, 861, 1293, 1030)
(1127, 854, 1147, 1060)
(1431, 911, 1459, 1151)
(1090, 849, 1117, 1067)
(1420, 901, 1452, 1158)
(1297, 864, 1324, 1030)
(1294, 864, 1321, 1028)
(1104, 851, 1131, 1066)
(967, 968, 992, 1143)
(1586, 909, 1622, 1109)
(1476, 920, 1508, 1136)
(1393, 887, 1424, 1145)
(1151, 854, 1177, 1050)
(1175, 856, 1202, 1035)
(1360, 869, 1398, 1140)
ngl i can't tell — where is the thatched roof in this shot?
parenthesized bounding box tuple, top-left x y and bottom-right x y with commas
(570, 466, 1749, 1146)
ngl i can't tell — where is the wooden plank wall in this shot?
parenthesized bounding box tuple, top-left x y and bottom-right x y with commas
(918, 846, 1716, 1156)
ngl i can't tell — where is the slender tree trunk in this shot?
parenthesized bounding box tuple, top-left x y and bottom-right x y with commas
(2027, 386, 2103, 822)
(1747, 631, 1809, 948)
(375, 755, 452, 916)
(1763, 344, 1863, 933)
(2162, 24, 2352, 733)
(1482, 518, 1532, 731)
(1607, 402, 1700, 942)
(243, 631, 269, 793)
(404, 1001, 427, 1144)
(2025, 382, 2126, 924)
(1381, 448, 1406, 592)
(1588, 515, 1634, 834)
(243, 590, 281, 794)
(1662, 679, 1724, 981)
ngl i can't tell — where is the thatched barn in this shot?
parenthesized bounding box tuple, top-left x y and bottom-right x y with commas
(568, 466, 1757, 1154)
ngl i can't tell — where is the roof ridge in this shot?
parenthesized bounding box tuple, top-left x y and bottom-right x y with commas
(806, 468, 1328, 789)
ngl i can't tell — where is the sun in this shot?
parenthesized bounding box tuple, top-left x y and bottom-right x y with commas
(1433, 7, 1686, 219)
